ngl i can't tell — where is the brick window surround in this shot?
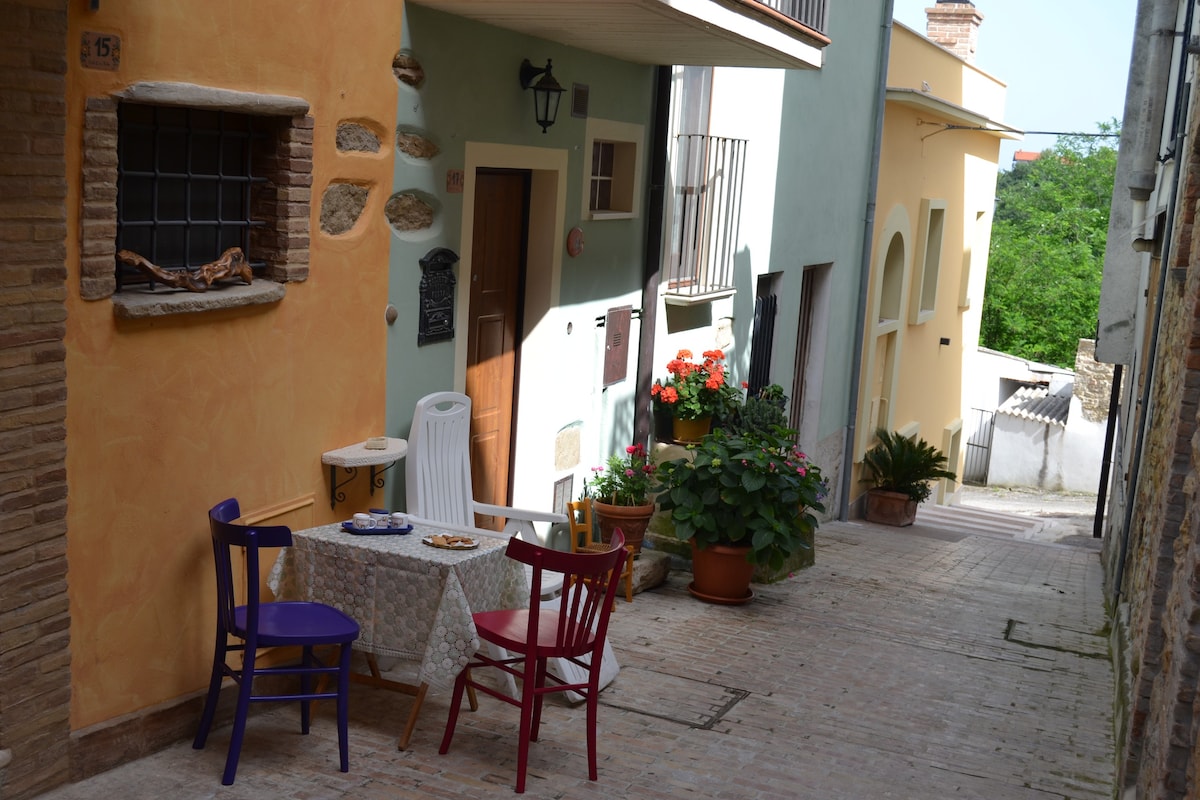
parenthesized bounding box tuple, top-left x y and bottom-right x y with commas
(81, 83, 313, 317)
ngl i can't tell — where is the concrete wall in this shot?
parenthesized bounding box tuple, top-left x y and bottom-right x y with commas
(987, 400, 1105, 493)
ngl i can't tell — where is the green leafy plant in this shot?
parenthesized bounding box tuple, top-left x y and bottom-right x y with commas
(588, 443, 657, 506)
(655, 426, 827, 570)
(723, 383, 789, 438)
(860, 428, 956, 504)
(650, 349, 741, 421)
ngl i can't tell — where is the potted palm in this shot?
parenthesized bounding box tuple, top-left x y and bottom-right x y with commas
(588, 443, 657, 554)
(655, 424, 827, 604)
(860, 428, 957, 526)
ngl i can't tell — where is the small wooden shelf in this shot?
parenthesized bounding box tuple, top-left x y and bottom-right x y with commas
(322, 438, 408, 509)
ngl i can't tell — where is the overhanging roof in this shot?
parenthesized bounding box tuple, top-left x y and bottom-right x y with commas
(409, 0, 827, 70)
(886, 87, 1023, 140)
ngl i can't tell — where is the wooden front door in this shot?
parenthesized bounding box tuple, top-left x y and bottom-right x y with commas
(466, 169, 528, 529)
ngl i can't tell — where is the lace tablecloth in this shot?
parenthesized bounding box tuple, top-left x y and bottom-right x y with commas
(268, 523, 526, 690)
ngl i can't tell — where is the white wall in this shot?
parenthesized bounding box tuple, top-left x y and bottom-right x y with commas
(987, 396, 1105, 492)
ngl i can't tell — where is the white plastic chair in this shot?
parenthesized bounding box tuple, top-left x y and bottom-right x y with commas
(405, 391, 618, 697)
(405, 391, 568, 595)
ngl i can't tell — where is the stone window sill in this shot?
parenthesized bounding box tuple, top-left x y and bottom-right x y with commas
(110, 281, 286, 319)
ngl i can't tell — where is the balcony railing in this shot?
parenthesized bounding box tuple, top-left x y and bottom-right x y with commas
(666, 134, 747, 302)
(754, 0, 828, 36)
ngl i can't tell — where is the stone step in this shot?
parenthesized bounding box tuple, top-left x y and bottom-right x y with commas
(910, 502, 1045, 537)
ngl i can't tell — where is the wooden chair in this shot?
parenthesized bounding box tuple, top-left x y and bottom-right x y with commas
(568, 498, 635, 604)
(194, 498, 360, 785)
(439, 531, 628, 793)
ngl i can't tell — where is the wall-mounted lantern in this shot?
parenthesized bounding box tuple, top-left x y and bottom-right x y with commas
(519, 58, 564, 133)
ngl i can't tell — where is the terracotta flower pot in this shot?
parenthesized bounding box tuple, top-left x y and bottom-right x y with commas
(672, 415, 712, 443)
(592, 500, 655, 554)
(688, 540, 755, 605)
(864, 488, 918, 527)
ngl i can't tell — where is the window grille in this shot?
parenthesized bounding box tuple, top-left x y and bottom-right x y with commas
(116, 103, 268, 290)
(666, 134, 746, 299)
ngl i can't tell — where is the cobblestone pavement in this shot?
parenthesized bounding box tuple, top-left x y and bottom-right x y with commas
(34, 511, 1114, 799)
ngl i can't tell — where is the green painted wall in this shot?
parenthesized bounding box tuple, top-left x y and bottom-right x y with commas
(383, 6, 656, 509)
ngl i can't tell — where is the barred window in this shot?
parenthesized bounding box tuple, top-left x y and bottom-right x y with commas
(116, 103, 268, 290)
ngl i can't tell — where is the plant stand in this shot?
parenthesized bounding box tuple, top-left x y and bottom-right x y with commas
(688, 541, 755, 605)
(864, 489, 918, 527)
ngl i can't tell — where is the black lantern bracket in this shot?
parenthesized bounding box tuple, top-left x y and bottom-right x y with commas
(519, 58, 564, 133)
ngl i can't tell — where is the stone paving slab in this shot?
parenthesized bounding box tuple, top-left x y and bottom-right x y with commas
(32, 516, 1114, 799)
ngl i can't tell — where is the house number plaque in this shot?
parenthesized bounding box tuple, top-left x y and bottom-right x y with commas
(80, 31, 121, 70)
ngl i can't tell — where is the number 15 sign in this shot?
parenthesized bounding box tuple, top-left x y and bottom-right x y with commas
(80, 32, 120, 71)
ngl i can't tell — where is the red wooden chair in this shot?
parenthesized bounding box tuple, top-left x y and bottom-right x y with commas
(438, 530, 628, 793)
(193, 498, 360, 785)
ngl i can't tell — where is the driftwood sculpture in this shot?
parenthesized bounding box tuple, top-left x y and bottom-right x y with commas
(117, 247, 253, 293)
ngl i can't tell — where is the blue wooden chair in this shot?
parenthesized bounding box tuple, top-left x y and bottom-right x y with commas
(193, 498, 360, 785)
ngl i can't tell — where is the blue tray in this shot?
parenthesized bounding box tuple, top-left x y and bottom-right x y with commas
(341, 521, 413, 535)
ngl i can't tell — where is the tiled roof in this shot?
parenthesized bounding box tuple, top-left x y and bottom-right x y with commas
(996, 385, 1069, 426)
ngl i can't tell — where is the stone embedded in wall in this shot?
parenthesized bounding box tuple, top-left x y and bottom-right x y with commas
(1073, 338, 1116, 424)
(396, 126, 439, 160)
(392, 52, 425, 88)
(385, 191, 434, 233)
(335, 122, 381, 153)
(554, 424, 582, 472)
(320, 182, 370, 236)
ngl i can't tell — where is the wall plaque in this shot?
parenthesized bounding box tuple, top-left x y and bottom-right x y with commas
(418, 247, 458, 346)
(81, 31, 120, 70)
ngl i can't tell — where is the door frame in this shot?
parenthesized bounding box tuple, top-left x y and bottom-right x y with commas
(455, 142, 568, 512)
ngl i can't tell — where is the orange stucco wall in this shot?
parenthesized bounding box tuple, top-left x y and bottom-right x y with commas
(64, 1, 402, 729)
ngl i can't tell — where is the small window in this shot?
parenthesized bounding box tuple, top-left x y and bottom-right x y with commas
(116, 103, 270, 291)
(581, 118, 644, 220)
(908, 199, 946, 324)
(590, 141, 613, 211)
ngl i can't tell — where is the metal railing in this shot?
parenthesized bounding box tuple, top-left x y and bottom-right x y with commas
(666, 134, 747, 300)
(754, 0, 828, 36)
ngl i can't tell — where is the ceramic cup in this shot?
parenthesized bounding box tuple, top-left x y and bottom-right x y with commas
(352, 513, 377, 530)
(368, 508, 390, 526)
(389, 512, 407, 529)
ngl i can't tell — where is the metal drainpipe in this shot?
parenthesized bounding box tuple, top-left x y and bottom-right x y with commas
(1113, 0, 1194, 602)
(634, 65, 672, 449)
(839, 0, 894, 521)
(1094, 363, 1123, 538)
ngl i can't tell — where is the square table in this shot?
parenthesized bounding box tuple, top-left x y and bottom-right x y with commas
(268, 521, 527, 748)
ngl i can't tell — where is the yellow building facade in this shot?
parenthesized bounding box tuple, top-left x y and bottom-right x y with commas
(853, 22, 1016, 508)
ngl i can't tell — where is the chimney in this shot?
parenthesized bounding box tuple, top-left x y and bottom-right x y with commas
(925, 0, 984, 63)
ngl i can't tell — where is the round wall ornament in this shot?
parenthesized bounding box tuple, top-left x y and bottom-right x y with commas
(566, 226, 584, 257)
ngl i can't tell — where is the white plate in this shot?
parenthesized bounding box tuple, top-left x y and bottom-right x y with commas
(421, 534, 478, 550)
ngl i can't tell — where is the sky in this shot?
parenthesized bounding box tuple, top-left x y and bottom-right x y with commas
(890, 0, 1137, 167)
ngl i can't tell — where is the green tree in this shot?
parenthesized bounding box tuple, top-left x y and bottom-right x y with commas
(980, 122, 1119, 367)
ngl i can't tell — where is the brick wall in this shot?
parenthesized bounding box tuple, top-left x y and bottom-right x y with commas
(1113, 82, 1200, 798)
(0, 1, 72, 798)
(924, 2, 983, 64)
